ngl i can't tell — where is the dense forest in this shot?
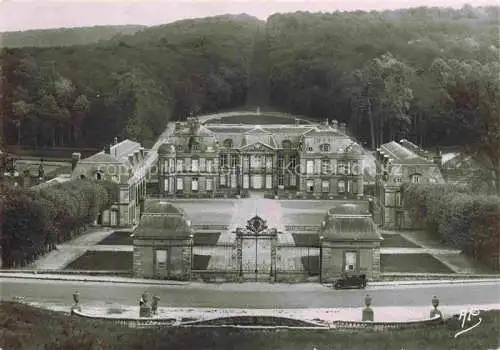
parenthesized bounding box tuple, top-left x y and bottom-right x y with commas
(0, 25, 146, 48)
(1, 7, 498, 183)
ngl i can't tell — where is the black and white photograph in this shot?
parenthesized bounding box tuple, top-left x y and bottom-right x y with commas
(0, 0, 499, 349)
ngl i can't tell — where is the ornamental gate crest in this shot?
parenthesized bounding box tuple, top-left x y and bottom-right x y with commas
(236, 215, 278, 282)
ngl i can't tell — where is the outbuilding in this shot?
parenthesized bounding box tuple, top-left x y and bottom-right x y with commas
(132, 200, 193, 280)
(319, 205, 382, 282)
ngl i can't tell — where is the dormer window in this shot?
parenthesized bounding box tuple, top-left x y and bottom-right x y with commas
(307, 146, 313, 152)
(95, 170, 103, 180)
(410, 173, 423, 184)
(176, 145, 183, 152)
(191, 142, 200, 151)
(282, 140, 292, 149)
(319, 144, 330, 152)
(223, 139, 233, 148)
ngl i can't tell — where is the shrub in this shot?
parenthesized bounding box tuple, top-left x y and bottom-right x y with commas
(402, 183, 500, 269)
(1, 179, 119, 268)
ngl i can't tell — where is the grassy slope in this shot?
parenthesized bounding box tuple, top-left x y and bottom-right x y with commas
(0, 302, 499, 350)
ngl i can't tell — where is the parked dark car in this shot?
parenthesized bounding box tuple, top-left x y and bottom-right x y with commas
(333, 273, 367, 289)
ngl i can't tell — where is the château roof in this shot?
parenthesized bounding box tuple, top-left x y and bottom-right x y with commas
(379, 141, 433, 165)
(320, 216, 381, 241)
(133, 215, 192, 239)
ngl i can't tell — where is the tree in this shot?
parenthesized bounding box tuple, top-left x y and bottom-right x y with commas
(432, 58, 500, 195)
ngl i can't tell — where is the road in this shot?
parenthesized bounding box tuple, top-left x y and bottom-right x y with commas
(1, 278, 498, 309)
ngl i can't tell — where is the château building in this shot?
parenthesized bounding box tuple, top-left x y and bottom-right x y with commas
(373, 140, 444, 229)
(157, 117, 365, 199)
(71, 138, 148, 228)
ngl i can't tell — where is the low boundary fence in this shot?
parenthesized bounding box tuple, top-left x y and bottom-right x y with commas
(71, 309, 443, 331)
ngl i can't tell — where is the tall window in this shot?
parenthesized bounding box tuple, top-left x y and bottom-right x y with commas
(306, 160, 314, 175)
(219, 154, 228, 167)
(169, 159, 174, 173)
(176, 159, 184, 173)
(220, 174, 227, 187)
(278, 175, 284, 187)
(206, 178, 213, 191)
(321, 180, 330, 193)
(164, 179, 169, 192)
(191, 177, 198, 191)
(344, 251, 357, 271)
(395, 192, 402, 207)
(337, 180, 346, 194)
(176, 177, 183, 191)
(230, 155, 239, 169)
(278, 154, 284, 168)
(319, 144, 330, 152)
(321, 159, 330, 174)
(206, 159, 213, 173)
(337, 161, 346, 175)
(191, 159, 199, 172)
(306, 180, 314, 192)
(266, 156, 273, 170)
(288, 156, 297, 170)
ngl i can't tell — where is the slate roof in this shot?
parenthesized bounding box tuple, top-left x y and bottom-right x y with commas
(143, 200, 185, 215)
(379, 141, 433, 165)
(133, 214, 192, 239)
(321, 216, 381, 241)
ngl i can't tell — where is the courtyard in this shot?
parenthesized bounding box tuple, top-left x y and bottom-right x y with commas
(57, 197, 477, 278)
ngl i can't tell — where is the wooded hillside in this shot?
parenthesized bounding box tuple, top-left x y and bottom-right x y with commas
(1, 7, 498, 193)
(0, 25, 146, 48)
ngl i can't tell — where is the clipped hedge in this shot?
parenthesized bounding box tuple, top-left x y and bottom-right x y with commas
(402, 183, 500, 269)
(0, 179, 119, 268)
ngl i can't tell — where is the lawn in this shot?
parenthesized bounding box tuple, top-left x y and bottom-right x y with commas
(97, 231, 134, 245)
(194, 232, 222, 245)
(381, 234, 421, 248)
(65, 251, 132, 271)
(1, 302, 499, 350)
(381, 254, 454, 273)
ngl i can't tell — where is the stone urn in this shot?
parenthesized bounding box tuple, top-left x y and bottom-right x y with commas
(140, 291, 152, 317)
(362, 294, 373, 321)
(432, 296, 439, 309)
(365, 294, 372, 308)
(71, 291, 81, 312)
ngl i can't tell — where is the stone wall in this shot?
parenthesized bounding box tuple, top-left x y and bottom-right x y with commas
(133, 238, 192, 280)
(320, 241, 381, 282)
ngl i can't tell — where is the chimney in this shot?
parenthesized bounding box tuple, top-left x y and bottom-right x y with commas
(433, 148, 443, 168)
(295, 118, 299, 126)
(128, 154, 134, 166)
(175, 122, 181, 131)
(134, 150, 140, 162)
(139, 147, 145, 158)
(104, 144, 111, 154)
(71, 152, 81, 171)
(331, 120, 338, 130)
(114, 137, 118, 145)
(339, 122, 347, 134)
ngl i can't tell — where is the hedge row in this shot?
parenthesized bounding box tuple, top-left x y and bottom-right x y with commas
(402, 183, 500, 269)
(0, 179, 119, 268)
